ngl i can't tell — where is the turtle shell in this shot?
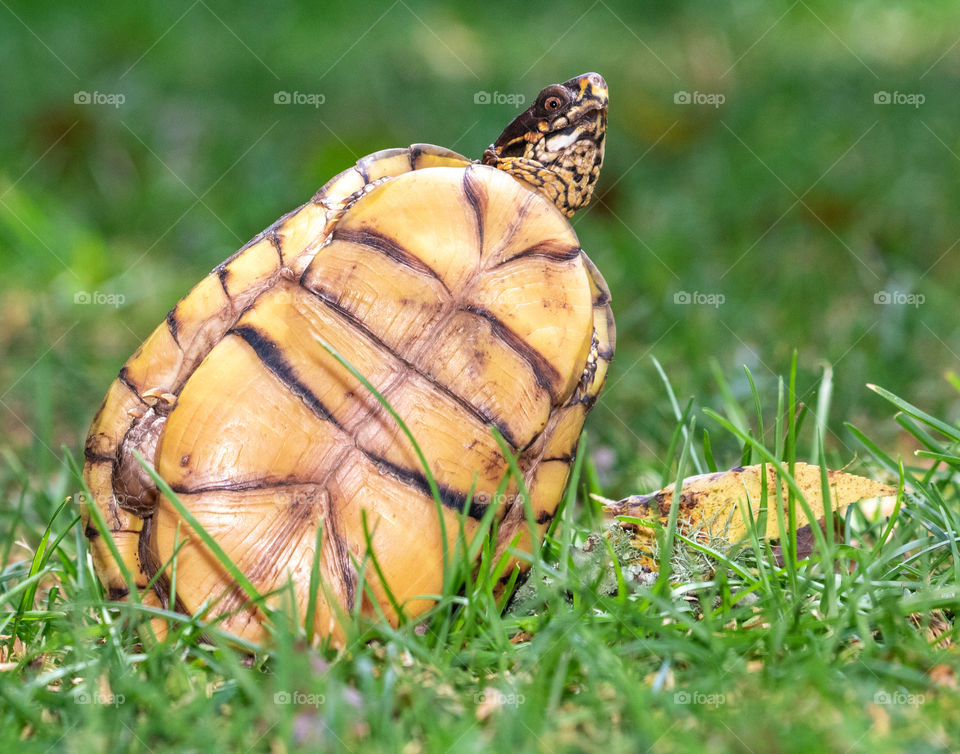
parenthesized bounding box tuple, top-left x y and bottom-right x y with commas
(81, 144, 615, 645)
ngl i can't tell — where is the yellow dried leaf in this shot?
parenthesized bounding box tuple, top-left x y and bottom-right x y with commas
(604, 463, 897, 552)
(910, 610, 955, 650)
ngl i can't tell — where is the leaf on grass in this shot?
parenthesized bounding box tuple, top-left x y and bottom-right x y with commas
(910, 610, 955, 650)
(602, 463, 898, 565)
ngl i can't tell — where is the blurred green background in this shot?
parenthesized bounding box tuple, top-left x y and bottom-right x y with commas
(2, 0, 959, 496)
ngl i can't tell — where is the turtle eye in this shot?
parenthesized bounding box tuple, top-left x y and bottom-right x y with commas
(545, 96, 563, 111)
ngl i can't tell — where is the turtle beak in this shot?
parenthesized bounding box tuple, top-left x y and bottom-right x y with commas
(562, 72, 609, 116)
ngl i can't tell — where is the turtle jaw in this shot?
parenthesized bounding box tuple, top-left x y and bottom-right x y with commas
(482, 72, 609, 217)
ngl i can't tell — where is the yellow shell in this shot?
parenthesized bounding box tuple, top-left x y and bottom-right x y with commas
(81, 144, 615, 645)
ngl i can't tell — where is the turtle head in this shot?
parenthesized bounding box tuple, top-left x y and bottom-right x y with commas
(482, 72, 608, 217)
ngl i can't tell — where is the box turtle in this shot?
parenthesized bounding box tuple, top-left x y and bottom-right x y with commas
(82, 73, 615, 645)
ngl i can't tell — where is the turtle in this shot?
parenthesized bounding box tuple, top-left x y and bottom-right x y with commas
(81, 72, 615, 645)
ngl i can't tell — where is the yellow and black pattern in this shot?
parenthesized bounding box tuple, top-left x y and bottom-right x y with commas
(81, 144, 613, 645)
(150, 164, 595, 641)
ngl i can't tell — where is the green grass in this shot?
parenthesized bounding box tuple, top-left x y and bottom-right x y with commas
(2, 362, 959, 752)
(3, 1, 960, 750)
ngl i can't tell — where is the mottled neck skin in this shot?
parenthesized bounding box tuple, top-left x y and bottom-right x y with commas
(482, 73, 608, 218)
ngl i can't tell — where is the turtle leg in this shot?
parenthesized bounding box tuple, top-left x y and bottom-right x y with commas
(113, 397, 171, 519)
(82, 389, 172, 640)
